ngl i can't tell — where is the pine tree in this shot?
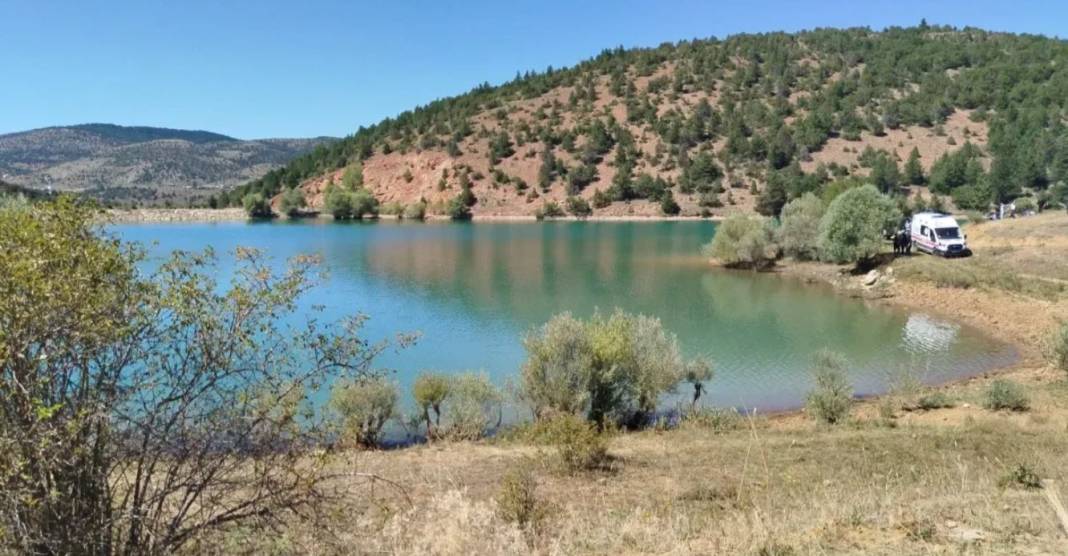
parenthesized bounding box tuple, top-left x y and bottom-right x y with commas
(870, 153, 901, 194)
(538, 146, 557, 191)
(905, 147, 925, 185)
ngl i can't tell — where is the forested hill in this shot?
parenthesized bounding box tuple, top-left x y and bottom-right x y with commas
(233, 24, 1068, 218)
(0, 124, 333, 206)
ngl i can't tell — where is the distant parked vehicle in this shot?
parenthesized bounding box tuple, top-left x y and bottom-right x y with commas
(909, 212, 971, 257)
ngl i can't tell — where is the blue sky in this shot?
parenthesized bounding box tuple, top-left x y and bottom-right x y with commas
(2, 0, 1065, 139)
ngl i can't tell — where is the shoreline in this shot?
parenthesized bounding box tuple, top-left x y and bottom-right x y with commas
(103, 207, 723, 224)
(760, 256, 1060, 424)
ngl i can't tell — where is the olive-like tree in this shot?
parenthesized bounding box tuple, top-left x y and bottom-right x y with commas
(818, 184, 901, 265)
(778, 193, 825, 261)
(521, 310, 711, 427)
(704, 214, 779, 270)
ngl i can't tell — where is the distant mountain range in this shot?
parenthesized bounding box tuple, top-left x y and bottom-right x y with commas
(0, 123, 333, 204)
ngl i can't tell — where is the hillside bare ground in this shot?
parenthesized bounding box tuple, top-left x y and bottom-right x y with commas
(202, 213, 1068, 555)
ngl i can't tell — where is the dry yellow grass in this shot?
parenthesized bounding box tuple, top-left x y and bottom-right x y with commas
(212, 393, 1068, 554)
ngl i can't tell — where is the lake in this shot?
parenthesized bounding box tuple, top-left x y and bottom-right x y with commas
(114, 219, 1015, 414)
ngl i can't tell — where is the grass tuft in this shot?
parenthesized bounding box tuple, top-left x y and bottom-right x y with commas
(999, 463, 1043, 490)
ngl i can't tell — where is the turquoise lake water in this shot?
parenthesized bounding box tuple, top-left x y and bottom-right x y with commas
(113, 219, 1016, 414)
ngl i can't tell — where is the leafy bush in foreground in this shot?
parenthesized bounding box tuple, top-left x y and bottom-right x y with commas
(330, 376, 397, 448)
(440, 372, 503, 440)
(0, 198, 399, 553)
(679, 407, 744, 432)
(495, 465, 549, 531)
(983, 379, 1030, 412)
(520, 310, 710, 427)
(409, 371, 502, 440)
(412, 372, 450, 439)
(805, 350, 853, 424)
(531, 414, 611, 474)
(915, 392, 954, 410)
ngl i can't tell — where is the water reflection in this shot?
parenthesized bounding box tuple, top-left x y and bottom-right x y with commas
(903, 314, 960, 353)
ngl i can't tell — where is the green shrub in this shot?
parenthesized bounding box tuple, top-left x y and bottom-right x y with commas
(242, 193, 273, 218)
(818, 184, 901, 265)
(537, 414, 611, 474)
(329, 377, 397, 448)
(350, 189, 379, 218)
(1047, 321, 1068, 374)
(952, 183, 993, 211)
(778, 193, 825, 260)
(278, 188, 305, 217)
(323, 184, 352, 219)
(565, 196, 592, 217)
(915, 392, 954, 410)
(704, 214, 779, 270)
(341, 164, 363, 189)
(380, 201, 404, 216)
(697, 191, 723, 208)
(518, 313, 591, 419)
(0, 199, 398, 553)
(534, 201, 565, 220)
(1013, 196, 1037, 213)
(982, 379, 1030, 412)
(446, 195, 473, 220)
(999, 463, 1043, 489)
(412, 372, 451, 439)
(820, 176, 865, 205)
(323, 184, 377, 219)
(403, 200, 427, 220)
(679, 407, 743, 432)
(440, 372, 502, 440)
(805, 350, 853, 424)
(495, 465, 549, 531)
(962, 210, 987, 226)
(521, 310, 707, 427)
(660, 192, 681, 215)
(592, 189, 612, 209)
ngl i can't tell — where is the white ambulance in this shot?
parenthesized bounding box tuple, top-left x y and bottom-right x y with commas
(909, 212, 970, 257)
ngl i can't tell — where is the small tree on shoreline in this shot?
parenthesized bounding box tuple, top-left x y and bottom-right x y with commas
(520, 310, 711, 428)
(818, 184, 901, 266)
(704, 214, 779, 270)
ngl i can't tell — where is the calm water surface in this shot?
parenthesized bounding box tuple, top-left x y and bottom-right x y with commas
(114, 220, 1015, 413)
